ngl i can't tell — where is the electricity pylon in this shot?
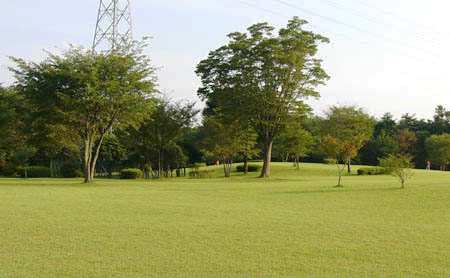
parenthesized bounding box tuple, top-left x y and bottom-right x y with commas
(93, 0, 133, 54)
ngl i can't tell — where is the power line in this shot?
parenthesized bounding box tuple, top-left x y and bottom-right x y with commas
(271, 0, 440, 59)
(351, 0, 447, 37)
(231, 0, 428, 62)
(314, 0, 438, 45)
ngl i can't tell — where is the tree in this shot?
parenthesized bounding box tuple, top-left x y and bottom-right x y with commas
(274, 121, 314, 169)
(321, 135, 364, 187)
(374, 112, 397, 137)
(200, 116, 247, 177)
(425, 134, 450, 171)
(359, 131, 399, 166)
(380, 154, 414, 189)
(196, 17, 329, 178)
(97, 134, 126, 177)
(430, 105, 450, 135)
(127, 99, 199, 178)
(320, 105, 375, 176)
(11, 41, 158, 183)
(0, 86, 26, 163)
(11, 144, 37, 178)
(393, 128, 418, 155)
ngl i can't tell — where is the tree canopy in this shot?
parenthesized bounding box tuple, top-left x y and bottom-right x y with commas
(196, 17, 329, 178)
(11, 41, 158, 183)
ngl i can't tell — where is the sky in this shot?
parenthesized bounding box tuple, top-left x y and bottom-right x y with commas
(1, 0, 449, 120)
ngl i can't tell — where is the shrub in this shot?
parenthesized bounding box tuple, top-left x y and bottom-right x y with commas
(61, 161, 83, 178)
(120, 168, 143, 179)
(236, 164, 261, 172)
(17, 166, 51, 178)
(357, 167, 386, 176)
(324, 158, 337, 165)
(0, 162, 17, 177)
(189, 169, 216, 179)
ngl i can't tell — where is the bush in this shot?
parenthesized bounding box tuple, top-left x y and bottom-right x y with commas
(189, 169, 216, 179)
(0, 162, 17, 177)
(236, 164, 261, 172)
(61, 162, 83, 178)
(324, 158, 337, 165)
(17, 166, 51, 178)
(357, 167, 386, 176)
(193, 162, 207, 168)
(120, 168, 143, 179)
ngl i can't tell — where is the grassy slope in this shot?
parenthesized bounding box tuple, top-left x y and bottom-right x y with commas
(0, 163, 449, 277)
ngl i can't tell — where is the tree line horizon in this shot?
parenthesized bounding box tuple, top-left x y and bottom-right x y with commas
(1, 17, 450, 183)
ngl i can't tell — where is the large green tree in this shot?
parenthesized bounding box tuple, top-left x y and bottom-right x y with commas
(196, 17, 329, 178)
(11, 42, 158, 183)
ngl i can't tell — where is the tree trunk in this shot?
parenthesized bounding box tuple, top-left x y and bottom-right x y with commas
(244, 156, 248, 175)
(336, 161, 345, 187)
(90, 133, 107, 181)
(295, 156, 300, 169)
(83, 138, 93, 183)
(158, 150, 162, 179)
(260, 140, 273, 178)
(347, 158, 351, 174)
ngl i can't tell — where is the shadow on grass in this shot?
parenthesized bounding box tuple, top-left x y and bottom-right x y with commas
(274, 187, 403, 195)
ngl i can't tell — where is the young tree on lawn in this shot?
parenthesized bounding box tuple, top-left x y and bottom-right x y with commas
(196, 17, 329, 178)
(380, 154, 414, 189)
(320, 105, 375, 174)
(320, 135, 365, 187)
(425, 134, 450, 171)
(200, 116, 245, 178)
(11, 41, 158, 183)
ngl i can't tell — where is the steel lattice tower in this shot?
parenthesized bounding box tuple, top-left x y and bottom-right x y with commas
(93, 0, 133, 54)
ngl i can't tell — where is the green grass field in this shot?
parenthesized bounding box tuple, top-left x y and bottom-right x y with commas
(1, 163, 449, 277)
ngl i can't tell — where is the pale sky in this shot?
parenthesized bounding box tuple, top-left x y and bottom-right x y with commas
(1, 0, 449, 120)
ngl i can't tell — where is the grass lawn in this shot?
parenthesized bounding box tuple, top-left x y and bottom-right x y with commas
(1, 163, 449, 277)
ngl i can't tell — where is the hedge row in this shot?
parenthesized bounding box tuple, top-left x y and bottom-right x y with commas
(236, 164, 261, 172)
(357, 167, 387, 175)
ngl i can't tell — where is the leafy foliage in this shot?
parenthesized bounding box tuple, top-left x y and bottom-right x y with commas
(357, 167, 387, 176)
(120, 168, 143, 179)
(17, 166, 51, 178)
(425, 133, 450, 171)
(380, 154, 414, 188)
(11, 40, 158, 183)
(197, 17, 329, 177)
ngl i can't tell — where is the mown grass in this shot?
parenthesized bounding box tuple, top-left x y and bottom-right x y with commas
(1, 163, 449, 277)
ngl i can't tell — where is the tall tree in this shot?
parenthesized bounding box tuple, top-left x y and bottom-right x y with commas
(374, 112, 397, 137)
(196, 17, 329, 178)
(0, 86, 25, 162)
(11, 41, 158, 183)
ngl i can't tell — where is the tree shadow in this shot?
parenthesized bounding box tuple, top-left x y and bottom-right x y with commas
(273, 187, 403, 195)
